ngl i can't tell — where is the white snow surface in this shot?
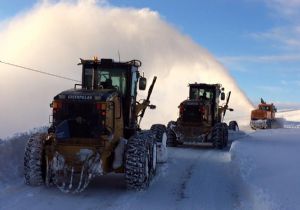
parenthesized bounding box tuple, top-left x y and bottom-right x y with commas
(230, 129, 300, 210)
(1, 116, 300, 209)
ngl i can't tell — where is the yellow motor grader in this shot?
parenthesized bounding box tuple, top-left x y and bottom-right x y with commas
(24, 58, 167, 193)
(166, 83, 237, 149)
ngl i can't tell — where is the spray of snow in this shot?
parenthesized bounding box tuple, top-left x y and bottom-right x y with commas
(0, 0, 253, 138)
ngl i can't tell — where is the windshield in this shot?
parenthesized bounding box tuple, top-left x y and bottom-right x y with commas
(84, 66, 127, 95)
(190, 87, 213, 100)
(259, 105, 271, 111)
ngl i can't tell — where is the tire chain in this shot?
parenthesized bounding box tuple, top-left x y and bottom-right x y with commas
(125, 131, 154, 190)
(24, 133, 46, 186)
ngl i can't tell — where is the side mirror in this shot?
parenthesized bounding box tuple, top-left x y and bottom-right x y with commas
(221, 92, 225, 100)
(139, 77, 147, 90)
(149, 105, 156, 109)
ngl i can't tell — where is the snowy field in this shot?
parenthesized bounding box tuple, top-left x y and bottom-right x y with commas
(1, 114, 300, 210)
(231, 128, 300, 210)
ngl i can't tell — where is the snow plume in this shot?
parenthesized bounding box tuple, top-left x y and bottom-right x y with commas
(0, 0, 253, 138)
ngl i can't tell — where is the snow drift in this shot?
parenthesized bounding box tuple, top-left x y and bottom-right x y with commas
(0, 0, 253, 138)
(230, 128, 300, 210)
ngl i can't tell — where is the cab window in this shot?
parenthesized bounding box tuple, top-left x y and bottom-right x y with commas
(190, 87, 213, 100)
(94, 68, 127, 95)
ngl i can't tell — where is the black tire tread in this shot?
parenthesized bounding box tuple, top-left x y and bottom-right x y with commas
(228, 121, 239, 131)
(166, 121, 178, 147)
(222, 123, 229, 147)
(212, 123, 225, 149)
(125, 131, 154, 190)
(24, 133, 46, 186)
(150, 124, 167, 143)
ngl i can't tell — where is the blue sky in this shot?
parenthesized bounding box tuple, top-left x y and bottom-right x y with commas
(1, 0, 300, 108)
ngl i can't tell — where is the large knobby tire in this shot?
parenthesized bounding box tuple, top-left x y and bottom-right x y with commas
(212, 123, 225, 149)
(125, 131, 156, 190)
(166, 129, 177, 147)
(222, 123, 229, 147)
(150, 124, 167, 143)
(150, 124, 168, 163)
(24, 133, 47, 186)
(166, 121, 178, 147)
(228, 121, 239, 131)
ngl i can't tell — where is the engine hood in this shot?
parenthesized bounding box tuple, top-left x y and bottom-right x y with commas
(180, 99, 205, 106)
(53, 88, 118, 102)
(251, 109, 267, 120)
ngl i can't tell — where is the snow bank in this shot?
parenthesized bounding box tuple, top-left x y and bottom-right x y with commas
(230, 128, 300, 210)
(0, 134, 28, 188)
(0, 128, 46, 189)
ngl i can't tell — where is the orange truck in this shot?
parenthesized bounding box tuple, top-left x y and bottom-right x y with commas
(250, 98, 277, 129)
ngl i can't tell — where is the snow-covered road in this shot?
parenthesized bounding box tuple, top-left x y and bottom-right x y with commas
(0, 138, 243, 210)
(1, 127, 300, 210)
(0, 144, 241, 210)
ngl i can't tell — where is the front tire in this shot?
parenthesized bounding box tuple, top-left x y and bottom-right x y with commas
(24, 133, 47, 186)
(228, 121, 239, 131)
(222, 123, 229, 147)
(125, 131, 155, 190)
(212, 123, 225, 149)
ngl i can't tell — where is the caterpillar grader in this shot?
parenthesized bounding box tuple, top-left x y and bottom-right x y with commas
(167, 83, 238, 149)
(24, 58, 167, 193)
(250, 98, 277, 129)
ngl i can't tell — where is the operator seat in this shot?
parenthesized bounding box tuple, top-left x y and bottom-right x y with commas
(102, 78, 113, 89)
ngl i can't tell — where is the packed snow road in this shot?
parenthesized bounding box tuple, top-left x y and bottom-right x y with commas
(0, 141, 241, 210)
(1, 127, 300, 210)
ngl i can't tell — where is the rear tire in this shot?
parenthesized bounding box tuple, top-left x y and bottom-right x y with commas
(24, 133, 47, 186)
(166, 121, 178, 147)
(150, 124, 167, 163)
(125, 131, 156, 190)
(150, 124, 167, 143)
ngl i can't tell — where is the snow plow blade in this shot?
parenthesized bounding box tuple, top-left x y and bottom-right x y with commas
(250, 119, 270, 129)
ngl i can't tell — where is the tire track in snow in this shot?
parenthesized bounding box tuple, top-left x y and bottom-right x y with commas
(176, 163, 195, 201)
